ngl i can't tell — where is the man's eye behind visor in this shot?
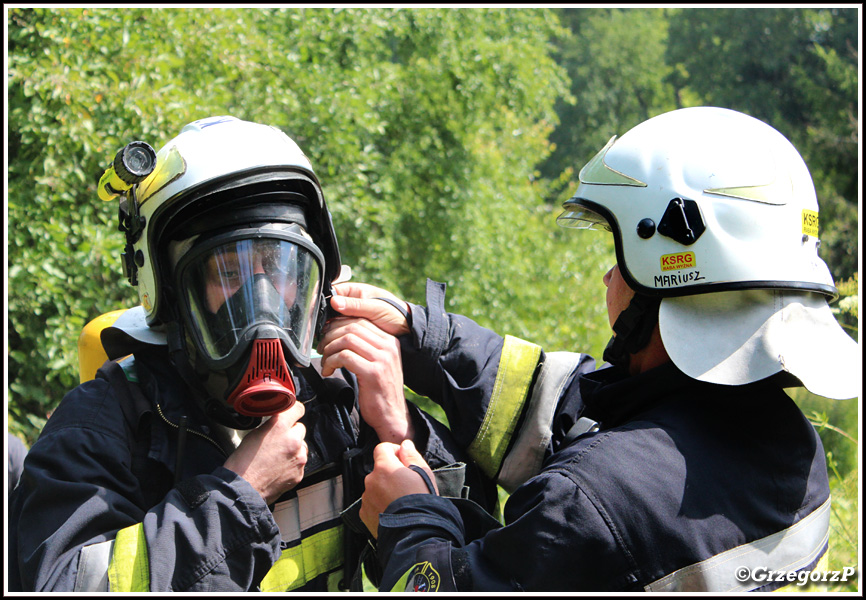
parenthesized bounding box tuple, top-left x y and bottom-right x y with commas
(180, 237, 322, 362)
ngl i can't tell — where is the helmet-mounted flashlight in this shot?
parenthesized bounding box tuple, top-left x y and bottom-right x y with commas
(98, 140, 157, 287)
(98, 141, 157, 202)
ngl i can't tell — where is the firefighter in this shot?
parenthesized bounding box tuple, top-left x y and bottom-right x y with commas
(319, 107, 860, 591)
(8, 116, 494, 592)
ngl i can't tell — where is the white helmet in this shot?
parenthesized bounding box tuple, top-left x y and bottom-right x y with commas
(558, 107, 859, 400)
(103, 116, 345, 427)
(557, 106, 835, 298)
(123, 116, 341, 324)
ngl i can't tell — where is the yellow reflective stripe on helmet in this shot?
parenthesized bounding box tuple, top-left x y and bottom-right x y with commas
(107, 524, 150, 592)
(468, 335, 542, 480)
(259, 525, 344, 591)
(579, 135, 647, 187)
(136, 144, 187, 206)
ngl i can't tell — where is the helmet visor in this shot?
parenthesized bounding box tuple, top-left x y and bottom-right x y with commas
(179, 236, 322, 362)
(556, 203, 612, 232)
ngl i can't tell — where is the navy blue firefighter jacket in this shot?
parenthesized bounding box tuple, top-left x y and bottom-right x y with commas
(8, 346, 495, 592)
(372, 282, 831, 592)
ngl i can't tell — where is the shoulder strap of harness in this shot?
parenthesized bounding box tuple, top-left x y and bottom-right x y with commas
(95, 356, 153, 478)
(97, 357, 152, 424)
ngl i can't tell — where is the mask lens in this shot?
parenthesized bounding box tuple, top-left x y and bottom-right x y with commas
(182, 237, 322, 361)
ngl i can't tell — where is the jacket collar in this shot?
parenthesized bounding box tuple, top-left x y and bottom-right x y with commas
(579, 361, 720, 428)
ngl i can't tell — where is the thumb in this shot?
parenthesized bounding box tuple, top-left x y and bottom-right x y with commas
(330, 294, 387, 319)
(397, 440, 438, 495)
(372, 441, 404, 469)
(396, 439, 425, 468)
(330, 295, 409, 336)
(333, 281, 389, 300)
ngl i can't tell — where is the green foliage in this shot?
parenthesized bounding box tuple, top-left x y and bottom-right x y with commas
(665, 7, 859, 282)
(7, 7, 588, 443)
(540, 7, 678, 199)
(826, 466, 858, 592)
(788, 273, 859, 592)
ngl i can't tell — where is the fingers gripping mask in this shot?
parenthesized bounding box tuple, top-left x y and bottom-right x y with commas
(173, 226, 325, 421)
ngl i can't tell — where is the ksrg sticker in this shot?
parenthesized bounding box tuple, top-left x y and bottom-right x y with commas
(802, 210, 819, 238)
(660, 252, 696, 272)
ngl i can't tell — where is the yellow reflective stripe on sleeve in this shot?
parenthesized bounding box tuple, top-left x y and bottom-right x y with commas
(259, 525, 344, 591)
(391, 568, 414, 592)
(107, 524, 150, 592)
(468, 335, 542, 480)
(497, 352, 583, 493)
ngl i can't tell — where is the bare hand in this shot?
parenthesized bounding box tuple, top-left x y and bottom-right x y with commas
(360, 440, 437, 539)
(223, 402, 307, 504)
(329, 282, 411, 337)
(318, 316, 414, 443)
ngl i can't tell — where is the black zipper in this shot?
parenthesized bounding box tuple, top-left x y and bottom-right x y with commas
(154, 402, 228, 458)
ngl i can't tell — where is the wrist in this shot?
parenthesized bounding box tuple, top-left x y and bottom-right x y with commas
(374, 410, 415, 444)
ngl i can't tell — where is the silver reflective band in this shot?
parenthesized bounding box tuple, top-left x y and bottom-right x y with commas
(74, 539, 114, 591)
(69, 478, 344, 592)
(497, 352, 584, 493)
(645, 497, 831, 592)
(272, 476, 344, 542)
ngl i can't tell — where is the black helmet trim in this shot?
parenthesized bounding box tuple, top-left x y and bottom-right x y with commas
(146, 169, 341, 324)
(567, 197, 838, 300)
(172, 225, 327, 371)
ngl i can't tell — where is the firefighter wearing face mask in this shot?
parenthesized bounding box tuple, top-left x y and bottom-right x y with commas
(8, 116, 495, 592)
(318, 107, 860, 591)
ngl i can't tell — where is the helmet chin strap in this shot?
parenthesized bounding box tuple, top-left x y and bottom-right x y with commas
(602, 294, 661, 369)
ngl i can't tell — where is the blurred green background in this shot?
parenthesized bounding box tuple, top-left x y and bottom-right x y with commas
(6, 7, 859, 591)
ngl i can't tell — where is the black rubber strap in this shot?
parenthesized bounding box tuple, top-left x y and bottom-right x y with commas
(408, 464, 438, 495)
(374, 297, 410, 320)
(422, 279, 448, 364)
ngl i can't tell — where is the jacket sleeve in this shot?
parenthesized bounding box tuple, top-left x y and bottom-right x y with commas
(374, 468, 630, 592)
(400, 280, 595, 490)
(9, 378, 281, 592)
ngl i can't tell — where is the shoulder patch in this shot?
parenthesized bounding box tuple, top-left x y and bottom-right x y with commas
(405, 561, 442, 592)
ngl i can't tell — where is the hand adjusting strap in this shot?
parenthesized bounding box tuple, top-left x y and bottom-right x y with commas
(408, 464, 438, 495)
(374, 297, 410, 320)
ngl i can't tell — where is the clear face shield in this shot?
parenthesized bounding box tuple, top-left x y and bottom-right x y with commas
(172, 223, 325, 417)
(556, 203, 612, 232)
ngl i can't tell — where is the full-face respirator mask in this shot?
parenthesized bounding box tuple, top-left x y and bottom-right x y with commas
(170, 222, 326, 423)
(99, 116, 345, 428)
